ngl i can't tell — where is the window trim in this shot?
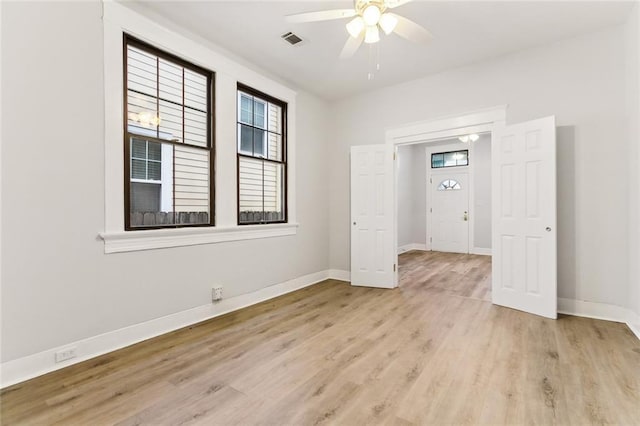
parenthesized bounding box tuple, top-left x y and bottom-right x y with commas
(236, 83, 288, 226)
(123, 34, 216, 231)
(101, 2, 298, 252)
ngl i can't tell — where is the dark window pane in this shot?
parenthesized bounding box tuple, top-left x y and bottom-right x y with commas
(148, 161, 161, 181)
(131, 159, 147, 179)
(253, 128, 266, 157)
(432, 153, 444, 168)
(148, 141, 162, 161)
(131, 139, 147, 159)
(239, 124, 253, 154)
(432, 150, 468, 168)
(130, 182, 161, 212)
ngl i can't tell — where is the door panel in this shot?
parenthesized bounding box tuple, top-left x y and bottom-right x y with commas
(350, 145, 397, 288)
(431, 172, 469, 254)
(492, 116, 557, 319)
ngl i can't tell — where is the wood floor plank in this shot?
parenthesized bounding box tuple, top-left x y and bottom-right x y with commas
(2, 251, 639, 425)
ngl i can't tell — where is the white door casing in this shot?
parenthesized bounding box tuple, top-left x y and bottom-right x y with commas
(492, 116, 557, 319)
(350, 145, 397, 288)
(431, 171, 470, 254)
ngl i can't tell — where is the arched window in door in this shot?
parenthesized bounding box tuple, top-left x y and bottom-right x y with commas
(437, 179, 461, 191)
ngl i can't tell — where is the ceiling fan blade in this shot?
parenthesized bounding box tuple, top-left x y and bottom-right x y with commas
(385, 0, 413, 9)
(340, 35, 364, 59)
(286, 9, 356, 23)
(389, 13, 433, 44)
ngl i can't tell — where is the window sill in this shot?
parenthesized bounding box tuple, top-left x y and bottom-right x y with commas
(99, 223, 298, 254)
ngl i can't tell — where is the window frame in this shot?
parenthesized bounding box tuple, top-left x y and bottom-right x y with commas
(236, 83, 288, 226)
(123, 34, 216, 231)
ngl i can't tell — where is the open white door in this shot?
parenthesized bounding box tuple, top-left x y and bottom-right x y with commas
(492, 116, 557, 319)
(350, 145, 397, 288)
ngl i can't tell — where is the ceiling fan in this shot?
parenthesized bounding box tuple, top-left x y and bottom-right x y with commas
(286, 0, 433, 58)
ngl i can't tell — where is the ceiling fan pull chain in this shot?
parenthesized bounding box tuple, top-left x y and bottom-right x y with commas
(368, 44, 375, 80)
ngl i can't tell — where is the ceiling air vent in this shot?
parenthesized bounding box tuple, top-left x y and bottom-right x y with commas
(281, 32, 304, 46)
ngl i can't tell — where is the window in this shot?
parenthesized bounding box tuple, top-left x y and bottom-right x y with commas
(124, 35, 214, 230)
(237, 84, 287, 224)
(437, 179, 462, 191)
(431, 150, 469, 168)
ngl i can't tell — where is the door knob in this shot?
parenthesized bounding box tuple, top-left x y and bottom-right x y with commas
(546, 227, 551, 232)
(353, 221, 357, 226)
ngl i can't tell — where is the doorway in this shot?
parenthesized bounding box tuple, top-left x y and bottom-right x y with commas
(352, 106, 559, 318)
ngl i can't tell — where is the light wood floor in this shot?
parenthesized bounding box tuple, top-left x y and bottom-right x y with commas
(2, 251, 639, 425)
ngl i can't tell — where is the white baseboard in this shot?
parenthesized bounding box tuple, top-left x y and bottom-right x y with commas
(558, 297, 629, 322)
(627, 310, 640, 341)
(471, 247, 492, 256)
(4, 277, 637, 388)
(0, 269, 334, 389)
(558, 297, 640, 341)
(398, 243, 427, 254)
(328, 269, 351, 282)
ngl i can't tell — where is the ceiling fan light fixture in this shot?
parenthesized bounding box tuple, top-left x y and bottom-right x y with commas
(364, 25, 380, 44)
(346, 16, 365, 38)
(378, 13, 398, 35)
(362, 5, 382, 26)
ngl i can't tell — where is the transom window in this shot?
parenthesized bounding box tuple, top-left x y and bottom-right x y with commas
(237, 85, 287, 225)
(124, 35, 214, 230)
(431, 150, 469, 168)
(437, 179, 462, 191)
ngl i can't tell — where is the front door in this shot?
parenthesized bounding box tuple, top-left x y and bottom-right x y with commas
(430, 171, 469, 253)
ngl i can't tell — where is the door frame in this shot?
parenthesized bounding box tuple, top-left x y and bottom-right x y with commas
(424, 142, 472, 253)
(386, 105, 507, 280)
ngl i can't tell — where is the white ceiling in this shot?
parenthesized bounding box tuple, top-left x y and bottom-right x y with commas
(130, 1, 635, 100)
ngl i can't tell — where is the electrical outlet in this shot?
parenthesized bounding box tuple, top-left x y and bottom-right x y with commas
(55, 347, 77, 363)
(212, 286, 223, 302)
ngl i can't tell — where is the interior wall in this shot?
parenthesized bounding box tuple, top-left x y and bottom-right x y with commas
(397, 145, 415, 248)
(329, 24, 629, 307)
(0, 1, 330, 363)
(626, 3, 640, 320)
(473, 135, 492, 250)
(397, 144, 427, 249)
(411, 145, 427, 247)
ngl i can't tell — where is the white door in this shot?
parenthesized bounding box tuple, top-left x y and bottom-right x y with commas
(430, 172, 469, 254)
(492, 116, 557, 319)
(350, 145, 397, 288)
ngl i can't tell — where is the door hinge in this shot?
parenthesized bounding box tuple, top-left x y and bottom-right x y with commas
(393, 152, 397, 160)
(430, 207, 432, 213)
(430, 177, 432, 184)
(393, 263, 396, 272)
(430, 237, 432, 242)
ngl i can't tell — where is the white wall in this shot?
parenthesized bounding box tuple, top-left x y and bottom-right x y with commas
(626, 4, 640, 324)
(473, 135, 492, 250)
(397, 145, 415, 248)
(0, 1, 330, 363)
(329, 25, 630, 307)
(397, 144, 426, 249)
